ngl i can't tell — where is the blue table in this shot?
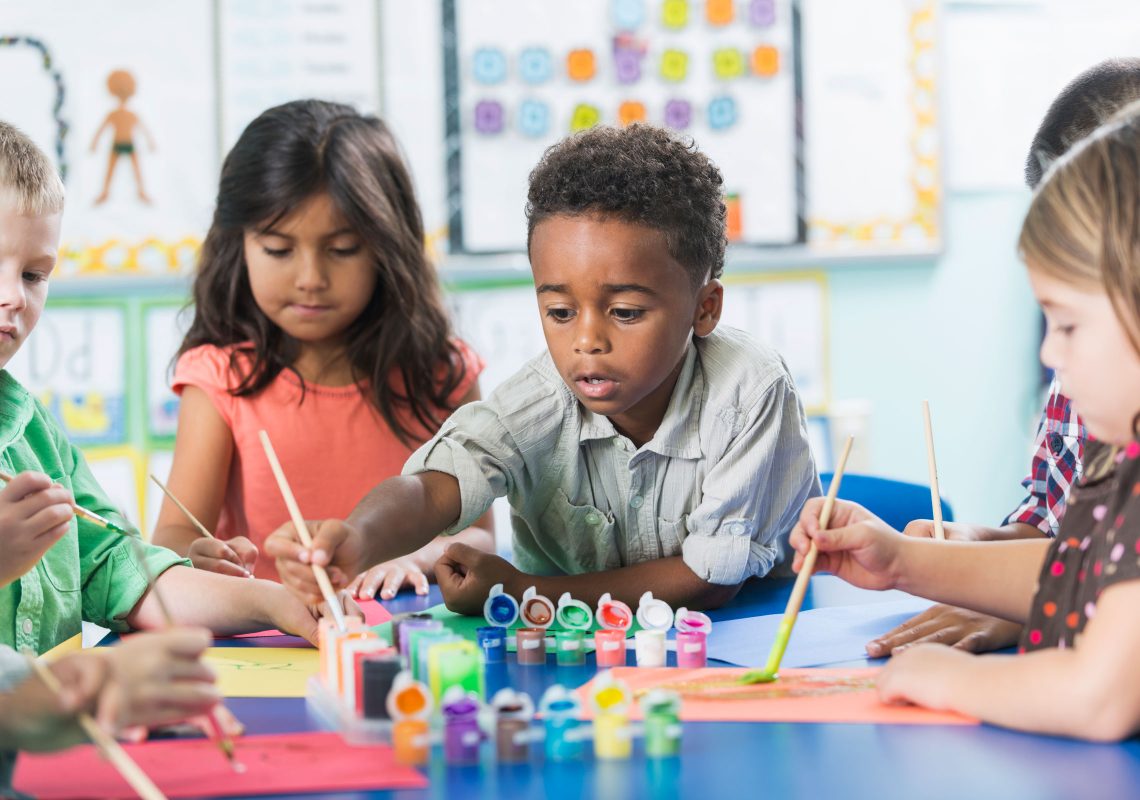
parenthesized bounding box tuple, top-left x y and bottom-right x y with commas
(215, 577, 1140, 800)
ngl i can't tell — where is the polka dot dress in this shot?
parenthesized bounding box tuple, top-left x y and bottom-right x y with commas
(1022, 439, 1140, 652)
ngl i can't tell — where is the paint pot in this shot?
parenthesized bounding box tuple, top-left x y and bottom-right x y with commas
(515, 627, 547, 665)
(539, 686, 585, 762)
(361, 654, 401, 719)
(674, 607, 713, 668)
(398, 618, 442, 666)
(590, 671, 632, 760)
(554, 593, 593, 666)
(483, 583, 520, 628)
(391, 612, 432, 656)
(476, 625, 507, 663)
(634, 629, 667, 668)
(641, 689, 682, 758)
(520, 586, 556, 629)
(634, 591, 674, 667)
(594, 593, 633, 668)
(441, 687, 484, 765)
(488, 688, 535, 763)
(387, 671, 432, 765)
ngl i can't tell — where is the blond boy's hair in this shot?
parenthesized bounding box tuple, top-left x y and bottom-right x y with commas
(0, 121, 65, 215)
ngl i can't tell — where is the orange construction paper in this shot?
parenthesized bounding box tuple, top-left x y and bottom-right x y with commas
(13, 731, 427, 799)
(579, 667, 978, 726)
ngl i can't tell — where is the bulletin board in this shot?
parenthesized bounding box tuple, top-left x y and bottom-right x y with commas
(444, 0, 801, 252)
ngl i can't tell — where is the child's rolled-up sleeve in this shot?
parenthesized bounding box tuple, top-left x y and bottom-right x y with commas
(681, 375, 821, 584)
(402, 403, 526, 535)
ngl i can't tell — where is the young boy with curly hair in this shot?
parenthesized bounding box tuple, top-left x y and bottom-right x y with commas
(267, 124, 821, 612)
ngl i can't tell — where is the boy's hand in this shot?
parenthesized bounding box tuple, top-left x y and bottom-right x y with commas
(876, 643, 971, 711)
(434, 543, 519, 615)
(789, 497, 903, 591)
(866, 605, 1022, 657)
(188, 536, 257, 578)
(0, 471, 77, 588)
(266, 584, 363, 645)
(347, 557, 430, 601)
(902, 520, 991, 542)
(97, 628, 220, 733)
(7, 651, 112, 751)
(264, 519, 364, 605)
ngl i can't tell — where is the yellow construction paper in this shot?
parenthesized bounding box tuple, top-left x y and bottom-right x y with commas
(205, 647, 319, 698)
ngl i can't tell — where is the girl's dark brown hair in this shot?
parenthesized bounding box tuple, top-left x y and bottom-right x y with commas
(179, 99, 465, 446)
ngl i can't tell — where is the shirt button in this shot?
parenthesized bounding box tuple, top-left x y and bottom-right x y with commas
(729, 522, 747, 536)
(21, 618, 32, 635)
(630, 495, 644, 509)
(586, 512, 602, 525)
(1048, 433, 1064, 457)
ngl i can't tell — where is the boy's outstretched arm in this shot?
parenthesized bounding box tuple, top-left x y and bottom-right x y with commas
(264, 471, 462, 605)
(435, 543, 742, 613)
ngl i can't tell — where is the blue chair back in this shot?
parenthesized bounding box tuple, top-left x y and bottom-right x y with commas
(819, 473, 954, 533)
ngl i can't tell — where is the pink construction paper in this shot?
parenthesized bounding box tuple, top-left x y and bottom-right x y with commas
(13, 731, 426, 798)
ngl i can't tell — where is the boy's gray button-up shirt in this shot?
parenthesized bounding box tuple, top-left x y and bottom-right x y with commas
(403, 326, 821, 584)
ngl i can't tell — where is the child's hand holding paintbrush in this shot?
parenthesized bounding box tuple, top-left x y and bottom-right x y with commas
(0, 470, 85, 587)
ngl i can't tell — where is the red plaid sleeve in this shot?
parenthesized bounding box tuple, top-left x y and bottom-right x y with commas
(1002, 378, 1086, 537)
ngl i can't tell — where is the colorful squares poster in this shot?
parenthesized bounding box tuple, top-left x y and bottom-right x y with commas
(6, 304, 129, 445)
(449, 0, 798, 251)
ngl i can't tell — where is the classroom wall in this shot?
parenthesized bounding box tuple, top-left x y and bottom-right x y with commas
(825, 191, 1040, 526)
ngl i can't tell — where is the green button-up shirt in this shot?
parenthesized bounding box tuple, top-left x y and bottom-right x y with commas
(0, 371, 187, 654)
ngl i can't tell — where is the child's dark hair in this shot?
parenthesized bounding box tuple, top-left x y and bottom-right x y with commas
(525, 124, 726, 289)
(180, 99, 465, 446)
(1025, 58, 1140, 189)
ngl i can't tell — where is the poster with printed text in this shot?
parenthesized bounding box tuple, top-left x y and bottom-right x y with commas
(219, 0, 382, 150)
(144, 304, 190, 440)
(6, 305, 129, 446)
(447, 0, 799, 252)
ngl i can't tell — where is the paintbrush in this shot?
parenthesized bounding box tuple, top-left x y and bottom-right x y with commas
(0, 469, 128, 535)
(922, 400, 946, 540)
(739, 436, 854, 684)
(121, 532, 244, 772)
(149, 473, 251, 577)
(258, 429, 349, 633)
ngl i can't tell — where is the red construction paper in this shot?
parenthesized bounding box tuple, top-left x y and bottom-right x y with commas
(13, 731, 426, 799)
(578, 667, 978, 726)
(231, 599, 391, 638)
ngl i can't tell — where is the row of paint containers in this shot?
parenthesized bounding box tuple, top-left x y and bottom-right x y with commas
(376, 672, 682, 765)
(476, 584, 714, 668)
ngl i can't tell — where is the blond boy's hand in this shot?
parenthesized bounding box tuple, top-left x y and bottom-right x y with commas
(434, 543, 519, 615)
(0, 471, 78, 588)
(264, 519, 364, 605)
(188, 535, 257, 578)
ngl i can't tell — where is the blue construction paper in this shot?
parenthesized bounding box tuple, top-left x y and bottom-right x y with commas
(705, 596, 935, 667)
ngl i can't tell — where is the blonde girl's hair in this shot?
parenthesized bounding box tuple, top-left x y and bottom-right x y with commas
(1019, 100, 1140, 357)
(0, 121, 65, 216)
(1020, 101, 1140, 470)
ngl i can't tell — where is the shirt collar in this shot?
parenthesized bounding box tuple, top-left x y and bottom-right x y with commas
(575, 342, 704, 460)
(0, 371, 33, 450)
